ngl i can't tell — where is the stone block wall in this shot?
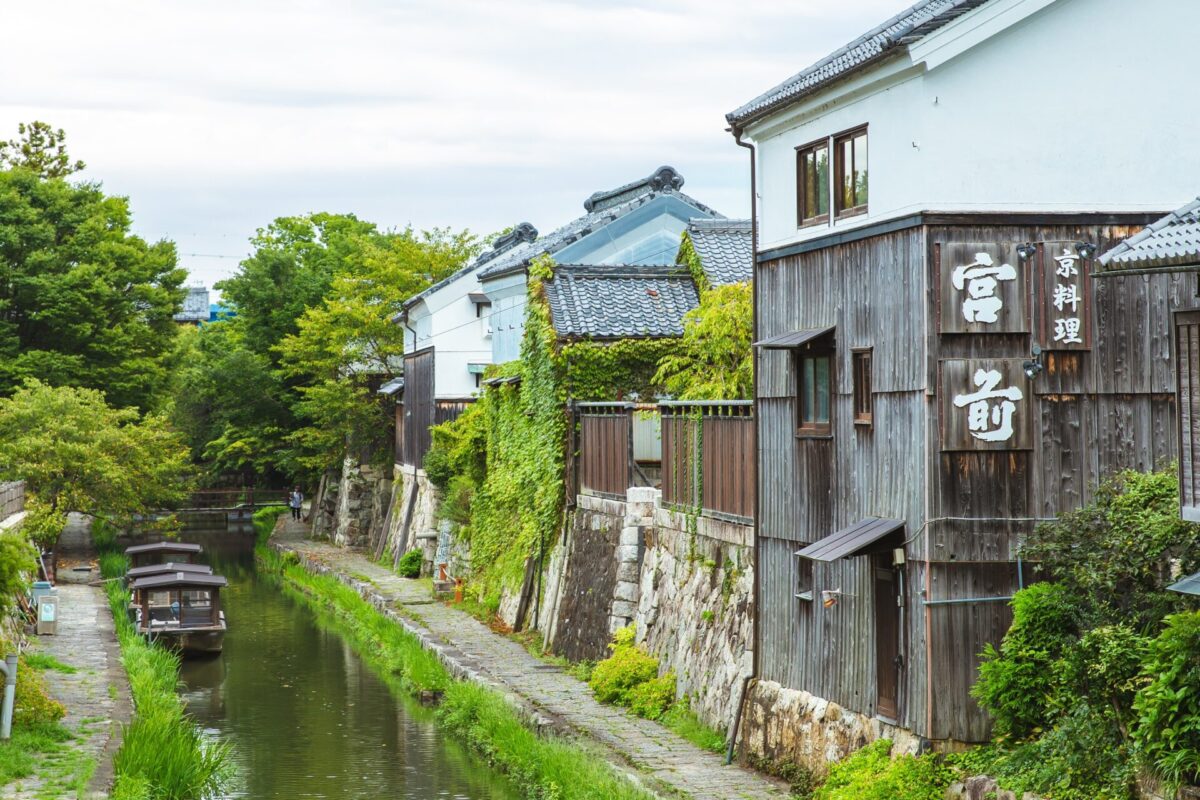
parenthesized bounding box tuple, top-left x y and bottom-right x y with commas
(382, 465, 441, 565)
(331, 456, 391, 548)
(0, 481, 24, 521)
(737, 679, 922, 778)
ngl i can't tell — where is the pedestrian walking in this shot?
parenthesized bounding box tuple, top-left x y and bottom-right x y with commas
(289, 486, 303, 521)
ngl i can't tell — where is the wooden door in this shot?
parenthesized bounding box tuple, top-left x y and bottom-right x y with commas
(874, 555, 901, 721)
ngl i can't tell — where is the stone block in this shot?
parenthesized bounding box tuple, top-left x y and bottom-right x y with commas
(616, 544, 640, 564)
(619, 525, 641, 546)
(610, 599, 637, 619)
(613, 581, 640, 603)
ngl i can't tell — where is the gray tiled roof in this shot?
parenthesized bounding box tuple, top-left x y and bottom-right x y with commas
(478, 167, 719, 281)
(1098, 198, 1200, 271)
(400, 222, 538, 313)
(727, 0, 991, 129)
(543, 264, 699, 340)
(686, 218, 752, 286)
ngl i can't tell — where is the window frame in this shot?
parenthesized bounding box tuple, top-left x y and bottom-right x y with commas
(833, 126, 868, 219)
(852, 347, 873, 427)
(795, 554, 814, 603)
(795, 341, 835, 437)
(795, 138, 831, 228)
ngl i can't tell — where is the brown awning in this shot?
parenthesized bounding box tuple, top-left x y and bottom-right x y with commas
(754, 326, 834, 349)
(796, 517, 905, 562)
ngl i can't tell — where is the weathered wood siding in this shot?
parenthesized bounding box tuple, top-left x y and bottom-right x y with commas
(401, 348, 435, 468)
(757, 218, 1199, 744)
(1179, 311, 1200, 521)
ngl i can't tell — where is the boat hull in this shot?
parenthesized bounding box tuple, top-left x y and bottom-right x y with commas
(139, 625, 226, 656)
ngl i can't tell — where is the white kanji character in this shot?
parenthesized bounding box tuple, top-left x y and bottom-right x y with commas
(1052, 283, 1080, 312)
(952, 368, 1024, 443)
(951, 252, 1017, 324)
(1054, 247, 1080, 279)
(1053, 317, 1083, 344)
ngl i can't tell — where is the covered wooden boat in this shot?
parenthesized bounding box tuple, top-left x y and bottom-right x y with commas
(130, 571, 227, 655)
(125, 541, 203, 569)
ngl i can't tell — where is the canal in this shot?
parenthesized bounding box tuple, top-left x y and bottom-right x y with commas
(174, 515, 520, 800)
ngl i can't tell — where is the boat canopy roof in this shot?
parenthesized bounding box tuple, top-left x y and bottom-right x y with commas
(131, 572, 227, 591)
(126, 562, 213, 579)
(125, 542, 203, 556)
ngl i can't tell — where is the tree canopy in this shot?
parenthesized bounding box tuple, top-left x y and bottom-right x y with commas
(0, 167, 185, 410)
(0, 380, 192, 546)
(0, 121, 85, 179)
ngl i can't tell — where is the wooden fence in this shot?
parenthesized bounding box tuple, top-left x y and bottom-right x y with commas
(182, 488, 291, 511)
(661, 401, 754, 521)
(576, 403, 634, 499)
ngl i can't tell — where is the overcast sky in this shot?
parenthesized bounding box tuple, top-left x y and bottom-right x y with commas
(1, 0, 899, 289)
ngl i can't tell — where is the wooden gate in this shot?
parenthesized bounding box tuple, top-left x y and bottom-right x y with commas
(874, 554, 901, 721)
(402, 348, 435, 468)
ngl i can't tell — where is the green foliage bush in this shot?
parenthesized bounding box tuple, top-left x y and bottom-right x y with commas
(814, 740, 954, 800)
(589, 626, 660, 706)
(12, 660, 65, 728)
(628, 672, 675, 720)
(973, 582, 1082, 740)
(397, 548, 422, 579)
(1133, 611, 1200, 789)
(0, 530, 36, 614)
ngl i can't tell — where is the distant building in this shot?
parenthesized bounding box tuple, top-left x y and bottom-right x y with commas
(174, 287, 210, 325)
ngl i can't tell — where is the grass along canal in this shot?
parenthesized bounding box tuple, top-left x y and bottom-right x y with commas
(168, 514, 521, 800)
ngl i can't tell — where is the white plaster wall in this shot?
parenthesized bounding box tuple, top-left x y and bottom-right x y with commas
(406, 269, 491, 398)
(748, 0, 1200, 251)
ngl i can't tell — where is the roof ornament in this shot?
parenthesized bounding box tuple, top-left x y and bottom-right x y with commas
(489, 222, 539, 255)
(583, 165, 685, 213)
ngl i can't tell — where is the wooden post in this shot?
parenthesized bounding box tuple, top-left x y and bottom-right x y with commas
(627, 403, 635, 490)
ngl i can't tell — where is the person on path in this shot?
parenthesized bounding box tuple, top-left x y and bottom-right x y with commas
(289, 486, 303, 521)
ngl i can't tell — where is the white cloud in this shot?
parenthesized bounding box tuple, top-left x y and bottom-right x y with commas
(1, 0, 901, 287)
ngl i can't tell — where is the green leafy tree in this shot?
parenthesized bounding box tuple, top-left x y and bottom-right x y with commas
(0, 121, 85, 178)
(652, 280, 752, 400)
(0, 168, 185, 411)
(1133, 611, 1200, 789)
(0, 380, 192, 547)
(275, 227, 478, 472)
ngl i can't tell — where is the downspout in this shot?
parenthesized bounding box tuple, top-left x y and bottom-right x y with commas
(726, 124, 758, 766)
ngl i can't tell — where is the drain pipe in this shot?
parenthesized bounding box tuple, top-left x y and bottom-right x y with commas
(725, 123, 759, 766)
(0, 653, 17, 739)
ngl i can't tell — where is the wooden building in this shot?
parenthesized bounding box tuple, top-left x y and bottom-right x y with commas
(727, 0, 1200, 747)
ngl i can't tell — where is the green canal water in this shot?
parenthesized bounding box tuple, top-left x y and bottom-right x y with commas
(175, 515, 520, 800)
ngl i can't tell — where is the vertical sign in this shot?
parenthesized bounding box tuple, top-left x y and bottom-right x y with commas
(1037, 241, 1092, 350)
(941, 359, 1033, 451)
(939, 243, 1029, 334)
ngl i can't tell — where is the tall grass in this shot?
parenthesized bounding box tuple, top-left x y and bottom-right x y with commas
(258, 547, 654, 800)
(102, 556, 231, 799)
(251, 506, 288, 546)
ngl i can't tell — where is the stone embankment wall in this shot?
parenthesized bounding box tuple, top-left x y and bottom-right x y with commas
(312, 456, 392, 548)
(0, 481, 25, 521)
(380, 465, 443, 568)
(538, 488, 755, 734)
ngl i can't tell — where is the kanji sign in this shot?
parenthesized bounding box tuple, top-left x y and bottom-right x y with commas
(939, 243, 1028, 334)
(1037, 241, 1092, 350)
(941, 359, 1033, 451)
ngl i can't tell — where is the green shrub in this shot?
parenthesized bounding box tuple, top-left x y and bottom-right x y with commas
(0, 530, 37, 614)
(589, 626, 659, 706)
(397, 548, 422, 578)
(815, 739, 954, 800)
(252, 505, 288, 545)
(973, 582, 1082, 740)
(12, 660, 65, 727)
(1133, 611, 1200, 789)
(628, 672, 675, 720)
(660, 702, 726, 754)
(100, 551, 130, 580)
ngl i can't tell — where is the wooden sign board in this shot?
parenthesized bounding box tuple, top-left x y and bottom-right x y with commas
(1036, 241, 1092, 350)
(941, 358, 1033, 451)
(938, 243, 1028, 334)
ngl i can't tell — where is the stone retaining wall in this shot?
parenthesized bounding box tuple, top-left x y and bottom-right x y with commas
(0, 481, 24, 522)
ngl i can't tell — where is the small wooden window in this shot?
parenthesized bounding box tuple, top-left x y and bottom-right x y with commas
(796, 141, 830, 226)
(796, 555, 813, 603)
(834, 128, 868, 217)
(797, 351, 833, 435)
(853, 349, 872, 425)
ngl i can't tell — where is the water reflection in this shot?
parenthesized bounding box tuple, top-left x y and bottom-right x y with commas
(175, 514, 519, 800)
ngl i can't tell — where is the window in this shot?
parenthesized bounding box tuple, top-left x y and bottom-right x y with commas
(853, 348, 872, 426)
(796, 141, 830, 226)
(834, 128, 868, 216)
(796, 556, 814, 603)
(797, 350, 832, 435)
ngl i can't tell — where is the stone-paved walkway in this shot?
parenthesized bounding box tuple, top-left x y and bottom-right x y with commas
(7, 583, 130, 800)
(275, 518, 788, 800)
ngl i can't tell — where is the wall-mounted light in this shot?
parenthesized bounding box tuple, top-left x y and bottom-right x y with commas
(1016, 243, 1038, 261)
(1075, 241, 1098, 260)
(1023, 344, 1044, 380)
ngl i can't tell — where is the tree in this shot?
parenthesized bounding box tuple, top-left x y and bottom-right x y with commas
(0, 121, 85, 179)
(652, 281, 752, 400)
(0, 380, 192, 547)
(275, 227, 479, 471)
(0, 168, 185, 411)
